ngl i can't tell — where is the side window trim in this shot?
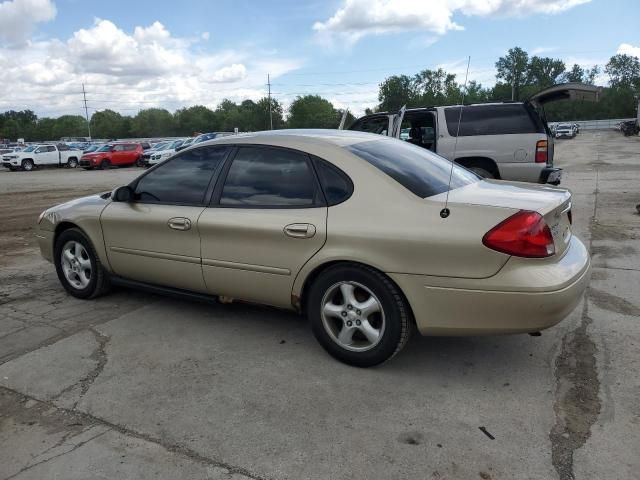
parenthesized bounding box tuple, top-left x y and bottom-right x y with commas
(209, 144, 326, 209)
(129, 146, 231, 207)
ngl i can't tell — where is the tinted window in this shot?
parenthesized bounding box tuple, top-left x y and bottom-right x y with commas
(135, 146, 228, 204)
(47, 146, 56, 152)
(444, 104, 541, 137)
(313, 157, 353, 206)
(220, 147, 320, 207)
(346, 139, 478, 198)
(349, 116, 390, 135)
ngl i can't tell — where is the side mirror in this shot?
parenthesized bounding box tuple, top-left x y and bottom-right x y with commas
(112, 185, 134, 202)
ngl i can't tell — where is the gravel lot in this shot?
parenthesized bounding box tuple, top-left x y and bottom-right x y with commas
(1, 132, 639, 480)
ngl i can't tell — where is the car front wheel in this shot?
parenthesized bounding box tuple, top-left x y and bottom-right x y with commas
(22, 159, 34, 171)
(54, 228, 110, 299)
(307, 264, 411, 367)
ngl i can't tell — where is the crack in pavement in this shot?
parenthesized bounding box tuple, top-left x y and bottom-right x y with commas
(549, 161, 603, 480)
(1, 386, 270, 480)
(3, 428, 111, 480)
(53, 327, 111, 409)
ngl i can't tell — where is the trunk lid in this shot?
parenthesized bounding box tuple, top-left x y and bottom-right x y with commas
(441, 180, 573, 256)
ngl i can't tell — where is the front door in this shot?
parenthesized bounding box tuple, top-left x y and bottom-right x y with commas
(199, 145, 327, 308)
(35, 146, 58, 165)
(101, 146, 230, 293)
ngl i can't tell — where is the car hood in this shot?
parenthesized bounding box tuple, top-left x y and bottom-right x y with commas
(82, 152, 106, 158)
(434, 179, 570, 216)
(39, 193, 111, 231)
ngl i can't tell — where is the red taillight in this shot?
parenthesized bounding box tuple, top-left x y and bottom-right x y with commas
(535, 140, 548, 163)
(483, 210, 555, 258)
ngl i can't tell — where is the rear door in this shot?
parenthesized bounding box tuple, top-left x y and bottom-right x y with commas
(199, 145, 327, 308)
(348, 114, 394, 136)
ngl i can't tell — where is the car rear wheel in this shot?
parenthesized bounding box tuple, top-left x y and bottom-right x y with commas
(22, 159, 34, 171)
(136, 156, 144, 167)
(54, 228, 110, 299)
(99, 159, 110, 170)
(67, 158, 78, 168)
(307, 264, 411, 367)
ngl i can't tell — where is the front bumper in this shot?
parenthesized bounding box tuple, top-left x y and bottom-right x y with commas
(36, 228, 54, 263)
(390, 235, 591, 336)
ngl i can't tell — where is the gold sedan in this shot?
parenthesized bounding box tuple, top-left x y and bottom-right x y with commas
(37, 130, 591, 367)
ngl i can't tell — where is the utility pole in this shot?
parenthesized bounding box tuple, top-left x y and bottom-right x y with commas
(82, 83, 91, 139)
(267, 74, 273, 130)
(511, 65, 515, 101)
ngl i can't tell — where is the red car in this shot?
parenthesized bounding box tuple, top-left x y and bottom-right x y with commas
(80, 143, 144, 170)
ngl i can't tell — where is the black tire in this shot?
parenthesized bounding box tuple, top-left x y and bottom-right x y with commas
(136, 156, 144, 167)
(307, 264, 411, 367)
(99, 159, 110, 170)
(54, 228, 110, 299)
(469, 166, 494, 179)
(22, 159, 34, 171)
(67, 158, 78, 168)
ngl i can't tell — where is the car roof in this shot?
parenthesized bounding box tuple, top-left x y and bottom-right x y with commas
(200, 129, 384, 148)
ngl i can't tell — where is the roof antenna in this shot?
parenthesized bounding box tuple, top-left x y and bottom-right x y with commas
(440, 56, 471, 219)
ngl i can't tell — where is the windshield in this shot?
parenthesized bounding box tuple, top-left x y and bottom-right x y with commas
(346, 139, 479, 198)
(23, 146, 37, 152)
(97, 145, 112, 152)
(152, 142, 169, 151)
(168, 140, 183, 149)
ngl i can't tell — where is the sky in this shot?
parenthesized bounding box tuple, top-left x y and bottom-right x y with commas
(0, 0, 638, 118)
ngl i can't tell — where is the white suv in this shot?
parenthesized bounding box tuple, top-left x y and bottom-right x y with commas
(348, 83, 600, 184)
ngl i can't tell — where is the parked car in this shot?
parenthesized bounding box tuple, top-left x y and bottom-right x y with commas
(144, 139, 185, 167)
(83, 144, 102, 154)
(79, 143, 144, 170)
(620, 120, 639, 136)
(36, 130, 590, 367)
(175, 133, 234, 152)
(348, 83, 601, 185)
(140, 141, 170, 165)
(555, 123, 576, 139)
(573, 123, 581, 134)
(2, 144, 82, 171)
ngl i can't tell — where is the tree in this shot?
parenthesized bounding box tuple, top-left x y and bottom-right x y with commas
(51, 115, 88, 139)
(563, 64, 585, 83)
(496, 47, 529, 100)
(378, 75, 417, 111)
(91, 109, 128, 139)
(287, 95, 339, 129)
(527, 56, 565, 88)
(605, 54, 640, 90)
(414, 68, 461, 105)
(255, 97, 285, 130)
(174, 105, 219, 136)
(130, 108, 175, 137)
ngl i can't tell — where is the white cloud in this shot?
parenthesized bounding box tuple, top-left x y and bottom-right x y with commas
(617, 43, 640, 58)
(0, 17, 302, 117)
(201, 32, 210, 41)
(0, 0, 56, 44)
(314, 0, 591, 44)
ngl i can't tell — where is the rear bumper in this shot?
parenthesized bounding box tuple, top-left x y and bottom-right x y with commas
(539, 167, 562, 185)
(389, 236, 591, 336)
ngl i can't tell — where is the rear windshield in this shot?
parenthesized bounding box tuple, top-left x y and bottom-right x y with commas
(444, 103, 543, 137)
(346, 139, 479, 198)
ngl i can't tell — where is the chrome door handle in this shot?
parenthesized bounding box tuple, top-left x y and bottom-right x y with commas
(284, 223, 316, 239)
(168, 217, 192, 231)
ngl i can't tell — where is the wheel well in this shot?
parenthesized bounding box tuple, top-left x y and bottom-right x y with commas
(54, 222, 80, 245)
(455, 157, 500, 178)
(298, 260, 415, 324)
(21, 158, 34, 163)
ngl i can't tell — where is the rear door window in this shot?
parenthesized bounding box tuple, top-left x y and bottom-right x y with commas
(346, 139, 478, 198)
(312, 156, 353, 206)
(219, 146, 322, 207)
(444, 104, 542, 137)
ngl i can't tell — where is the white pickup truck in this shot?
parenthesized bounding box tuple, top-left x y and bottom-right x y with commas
(1, 144, 82, 171)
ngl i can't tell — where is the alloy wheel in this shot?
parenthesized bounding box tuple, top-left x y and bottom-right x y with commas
(60, 240, 92, 289)
(320, 281, 386, 352)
